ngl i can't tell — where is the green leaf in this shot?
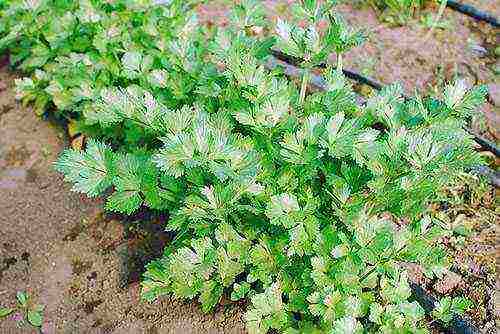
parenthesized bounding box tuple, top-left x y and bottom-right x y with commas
(27, 310, 43, 327)
(217, 248, 244, 287)
(444, 80, 486, 118)
(380, 271, 411, 304)
(105, 190, 142, 215)
(331, 316, 363, 334)
(451, 297, 473, 315)
(199, 280, 223, 313)
(104, 154, 158, 214)
(432, 296, 453, 323)
(275, 19, 302, 58)
(167, 238, 217, 299)
(265, 193, 300, 227)
(307, 287, 343, 322)
(231, 282, 252, 301)
(141, 259, 171, 302)
(122, 52, 142, 74)
(245, 283, 288, 334)
(54, 139, 114, 197)
(368, 303, 383, 325)
(16, 291, 28, 307)
(0, 307, 14, 318)
(400, 301, 425, 323)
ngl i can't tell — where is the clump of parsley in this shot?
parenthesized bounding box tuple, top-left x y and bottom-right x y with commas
(0, 0, 485, 333)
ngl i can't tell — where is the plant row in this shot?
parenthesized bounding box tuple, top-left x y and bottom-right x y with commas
(0, 0, 484, 332)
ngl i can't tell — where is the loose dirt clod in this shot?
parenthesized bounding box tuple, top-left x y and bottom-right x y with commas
(433, 271, 464, 294)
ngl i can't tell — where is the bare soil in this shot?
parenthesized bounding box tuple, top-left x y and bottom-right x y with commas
(0, 1, 498, 333)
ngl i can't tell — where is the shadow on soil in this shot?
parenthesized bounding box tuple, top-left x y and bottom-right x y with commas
(110, 211, 171, 287)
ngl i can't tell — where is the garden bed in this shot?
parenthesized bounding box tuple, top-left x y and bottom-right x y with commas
(0, 1, 498, 333)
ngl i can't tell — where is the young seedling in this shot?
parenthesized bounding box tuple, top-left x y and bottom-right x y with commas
(0, 291, 44, 330)
(432, 296, 473, 324)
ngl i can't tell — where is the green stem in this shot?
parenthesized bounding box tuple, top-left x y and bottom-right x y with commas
(424, 0, 448, 40)
(299, 69, 310, 105)
(337, 53, 343, 73)
(359, 244, 408, 283)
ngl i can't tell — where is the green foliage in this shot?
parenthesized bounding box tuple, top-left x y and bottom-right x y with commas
(370, 0, 451, 29)
(365, 0, 432, 24)
(275, 0, 364, 99)
(0, 0, 487, 333)
(275, 6, 363, 67)
(0, 291, 44, 329)
(0, 308, 14, 319)
(16, 291, 28, 307)
(0, 0, 205, 117)
(432, 296, 473, 324)
(27, 309, 43, 327)
(245, 283, 289, 333)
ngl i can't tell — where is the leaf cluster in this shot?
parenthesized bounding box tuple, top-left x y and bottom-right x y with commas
(0, 291, 44, 329)
(0, 0, 208, 122)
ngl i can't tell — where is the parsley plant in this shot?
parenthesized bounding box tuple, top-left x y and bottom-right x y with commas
(0, 1, 486, 332)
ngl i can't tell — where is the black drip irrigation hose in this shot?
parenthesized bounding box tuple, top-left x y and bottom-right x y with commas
(271, 50, 385, 90)
(466, 130, 500, 157)
(446, 0, 500, 27)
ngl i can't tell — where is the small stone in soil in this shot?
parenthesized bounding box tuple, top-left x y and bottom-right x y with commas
(487, 84, 500, 107)
(0, 104, 12, 115)
(87, 271, 98, 281)
(26, 167, 38, 183)
(71, 258, 93, 276)
(63, 223, 85, 242)
(469, 44, 488, 58)
(433, 270, 463, 294)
